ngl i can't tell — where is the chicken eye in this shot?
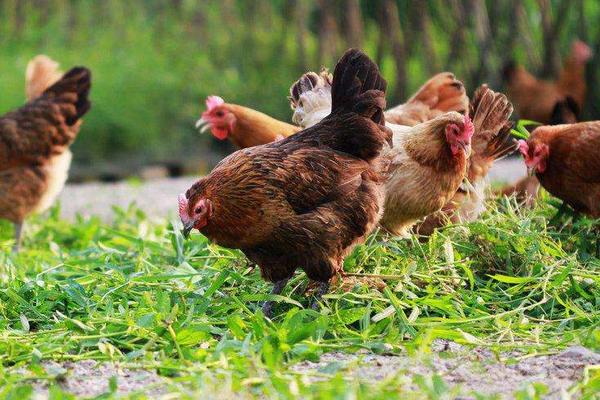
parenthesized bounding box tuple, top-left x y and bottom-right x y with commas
(216, 110, 224, 117)
(195, 207, 203, 214)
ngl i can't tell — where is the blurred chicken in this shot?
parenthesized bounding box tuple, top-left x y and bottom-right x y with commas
(290, 70, 468, 129)
(1, 63, 91, 251)
(416, 85, 516, 235)
(25, 55, 64, 101)
(385, 73, 469, 126)
(196, 96, 300, 148)
(180, 49, 389, 316)
(518, 122, 600, 218)
(503, 40, 592, 124)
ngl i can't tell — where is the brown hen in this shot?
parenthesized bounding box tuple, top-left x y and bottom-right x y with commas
(180, 49, 389, 316)
(1, 66, 91, 251)
(503, 40, 592, 124)
(518, 122, 600, 218)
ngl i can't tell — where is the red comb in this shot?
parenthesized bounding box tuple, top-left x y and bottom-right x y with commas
(206, 96, 224, 111)
(517, 139, 529, 156)
(463, 113, 474, 139)
(178, 193, 191, 223)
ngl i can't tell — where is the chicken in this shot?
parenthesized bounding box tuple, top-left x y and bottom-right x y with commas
(380, 112, 473, 236)
(289, 70, 468, 129)
(1, 65, 91, 251)
(196, 96, 300, 149)
(416, 85, 516, 235)
(518, 122, 600, 218)
(503, 40, 592, 124)
(180, 49, 389, 316)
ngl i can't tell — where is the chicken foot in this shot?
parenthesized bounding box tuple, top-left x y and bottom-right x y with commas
(262, 278, 289, 318)
(12, 222, 23, 253)
(310, 281, 330, 311)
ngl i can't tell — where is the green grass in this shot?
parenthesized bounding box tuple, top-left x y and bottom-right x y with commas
(0, 194, 599, 399)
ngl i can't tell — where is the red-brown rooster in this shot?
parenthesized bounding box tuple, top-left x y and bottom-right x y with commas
(180, 49, 389, 316)
(196, 96, 300, 148)
(1, 64, 91, 252)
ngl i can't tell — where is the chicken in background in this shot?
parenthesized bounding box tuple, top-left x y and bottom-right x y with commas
(518, 122, 600, 218)
(1, 59, 91, 252)
(180, 49, 389, 317)
(196, 95, 300, 149)
(385, 73, 469, 126)
(289, 70, 468, 129)
(416, 85, 515, 235)
(503, 40, 592, 124)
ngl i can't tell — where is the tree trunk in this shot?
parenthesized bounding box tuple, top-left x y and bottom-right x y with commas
(317, 0, 340, 67)
(343, 0, 363, 48)
(516, 1, 540, 71)
(417, 4, 440, 75)
(471, 0, 493, 86)
(538, 0, 571, 77)
(381, 0, 407, 102)
(293, 0, 310, 72)
(446, 0, 469, 72)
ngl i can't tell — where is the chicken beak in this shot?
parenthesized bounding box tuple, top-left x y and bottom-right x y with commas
(182, 221, 195, 239)
(527, 166, 535, 177)
(195, 118, 211, 133)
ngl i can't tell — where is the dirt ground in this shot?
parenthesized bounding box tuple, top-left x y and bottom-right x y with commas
(20, 342, 599, 399)
(58, 159, 526, 222)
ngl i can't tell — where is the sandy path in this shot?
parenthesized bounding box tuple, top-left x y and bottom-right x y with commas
(58, 159, 527, 221)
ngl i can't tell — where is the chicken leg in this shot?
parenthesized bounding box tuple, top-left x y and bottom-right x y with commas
(262, 278, 289, 318)
(311, 281, 330, 310)
(12, 222, 23, 253)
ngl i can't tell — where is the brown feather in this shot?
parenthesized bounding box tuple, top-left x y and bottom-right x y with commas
(184, 49, 388, 286)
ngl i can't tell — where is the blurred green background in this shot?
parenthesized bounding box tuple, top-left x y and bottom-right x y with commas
(0, 0, 599, 177)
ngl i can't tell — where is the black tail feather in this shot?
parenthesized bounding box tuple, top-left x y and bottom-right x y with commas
(330, 49, 387, 125)
(43, 66, 92, 125)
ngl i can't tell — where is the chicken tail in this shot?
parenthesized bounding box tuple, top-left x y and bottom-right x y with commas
(41, 66, 92, 126)
(288, 69, 333, 128)
(25, 55, 63, 101)
(330, 49, 387, 122)
(324, 49, 389, 161)
(470, 85, 516, 161)
(405, 72, 468, 114)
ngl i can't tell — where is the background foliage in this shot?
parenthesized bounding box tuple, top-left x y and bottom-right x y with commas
(0, 0, 599, 169)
